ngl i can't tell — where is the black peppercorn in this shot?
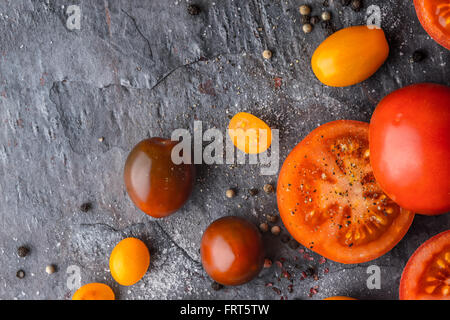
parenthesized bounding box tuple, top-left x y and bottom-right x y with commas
(310, 16, 320, 25)
(288, 239, 300, 250)
(17, 246, 29, 258)
(301, 15, 311, 24)
(187, 4, 201, 16)
(411, 50, 426, 63)
(16, 270, 25, 279)
(80, 202, 92, 212)
(211, 281, 223, 291)
(281, 234, 290, 243)
(351, 0, 362, 11)
(249, 188, 259, 196)
(323, 0, 329, 7)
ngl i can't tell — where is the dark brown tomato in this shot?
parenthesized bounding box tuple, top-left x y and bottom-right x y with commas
(277, 120, 414, 264)
(201, 216, 264, 286)
(124, 138, 194, 218)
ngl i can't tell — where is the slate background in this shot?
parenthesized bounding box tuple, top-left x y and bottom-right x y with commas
(0, 0, 448, 300)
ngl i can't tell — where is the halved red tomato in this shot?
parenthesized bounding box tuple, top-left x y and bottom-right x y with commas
(277, 120, 415, 264)
(414, 0, 450, 50)
(400, 230, 450, 300)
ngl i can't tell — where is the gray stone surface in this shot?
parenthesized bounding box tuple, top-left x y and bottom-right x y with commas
(0, 0, 448, 300)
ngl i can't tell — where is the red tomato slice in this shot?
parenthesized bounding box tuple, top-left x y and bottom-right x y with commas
(277, 120, 414, 264)
(414, 0, 450, 50)
(400, 230, 450, 300)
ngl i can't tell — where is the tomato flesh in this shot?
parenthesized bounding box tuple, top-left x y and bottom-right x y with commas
(277, 120, 414, 264)
(414, 0, 450, 50)
(400, 230, 450, 300)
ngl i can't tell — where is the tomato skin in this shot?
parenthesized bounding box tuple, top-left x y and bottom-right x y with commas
(277, 120, 414, 264)
(200, 216, 264, 286)
(369, 83, 450, 215)
(311, 26, 389, 87)
(72, 283, 115, 300)
(109, 238, 150, 286)
(124, 138, 195, 218)
(400, 230, 450, 300)
(414, 0, 450, 50)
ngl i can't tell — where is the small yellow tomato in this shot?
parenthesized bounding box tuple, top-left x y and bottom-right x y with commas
(311, 25, 389, 87)
(323, 296, 357, 300)
(72, 283, 115, 300)
(228, 112, 272, 154)
(109, 237, 150, 286)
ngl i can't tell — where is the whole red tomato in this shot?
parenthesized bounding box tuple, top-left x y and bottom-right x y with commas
(200, 216, 264, 286)
(369, 83, 450, 215)
(124, 138, 195, 218)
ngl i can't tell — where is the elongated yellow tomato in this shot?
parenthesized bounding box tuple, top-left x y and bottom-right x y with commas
(311, 26, 389, 87)
(228, 112, 272, 154)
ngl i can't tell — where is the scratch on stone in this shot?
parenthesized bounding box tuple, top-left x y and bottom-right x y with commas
(121, 9, 153, 59)
(154, 220, 202, 266)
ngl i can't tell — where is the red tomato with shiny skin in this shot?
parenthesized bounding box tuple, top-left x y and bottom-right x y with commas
(200, 216, 264, 286)
(369, 83, 450, 215)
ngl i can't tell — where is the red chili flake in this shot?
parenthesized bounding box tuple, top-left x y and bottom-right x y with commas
(265, 282, 273, 287)
(319, 257, 327, 264)
(298, 248, 305, 254)
(282, 270, 291, 280)
(301, 271, 307, 280)
(309, 286, 319, 297)
(287, 284, 293, 293)
(275, 260, 283, 268)
(324, 268, 329, 274)
(272, 287, 282, 295)
(279, 257, 286, 263)
(273, 77, 282, 89)
(294, 256, 298, 261)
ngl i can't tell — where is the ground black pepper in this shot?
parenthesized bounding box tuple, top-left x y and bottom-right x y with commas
(249, 188, 259, 196)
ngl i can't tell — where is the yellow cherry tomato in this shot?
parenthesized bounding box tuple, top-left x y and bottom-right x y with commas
(311, 25, 389, 87)
(72, 283, 115, 300)
(109, 237, 150, 286)
(323, 296, 357, 300)
(228, 112, 272, 154)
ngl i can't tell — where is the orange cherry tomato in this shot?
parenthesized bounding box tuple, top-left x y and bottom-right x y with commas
(369, 83, 450, 215)
(311, 26, 389, 87)
(400, 230, 450, 300)
(323, 296, 357, 300)
(277, 120, 414, 264)
(228, 112, 272, 154)
(200, 216, 264, 286)
(124, 138, 195, 218)
(110, 237, 150, 286)
(72, 283, 115, 300)
(414, 0, 450, 50)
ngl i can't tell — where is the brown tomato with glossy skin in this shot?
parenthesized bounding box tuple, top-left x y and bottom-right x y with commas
(200, 216, 264, 286)
(124, 138, 194, 218)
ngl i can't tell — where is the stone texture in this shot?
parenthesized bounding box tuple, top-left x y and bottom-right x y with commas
(0, 0, 448, 300)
